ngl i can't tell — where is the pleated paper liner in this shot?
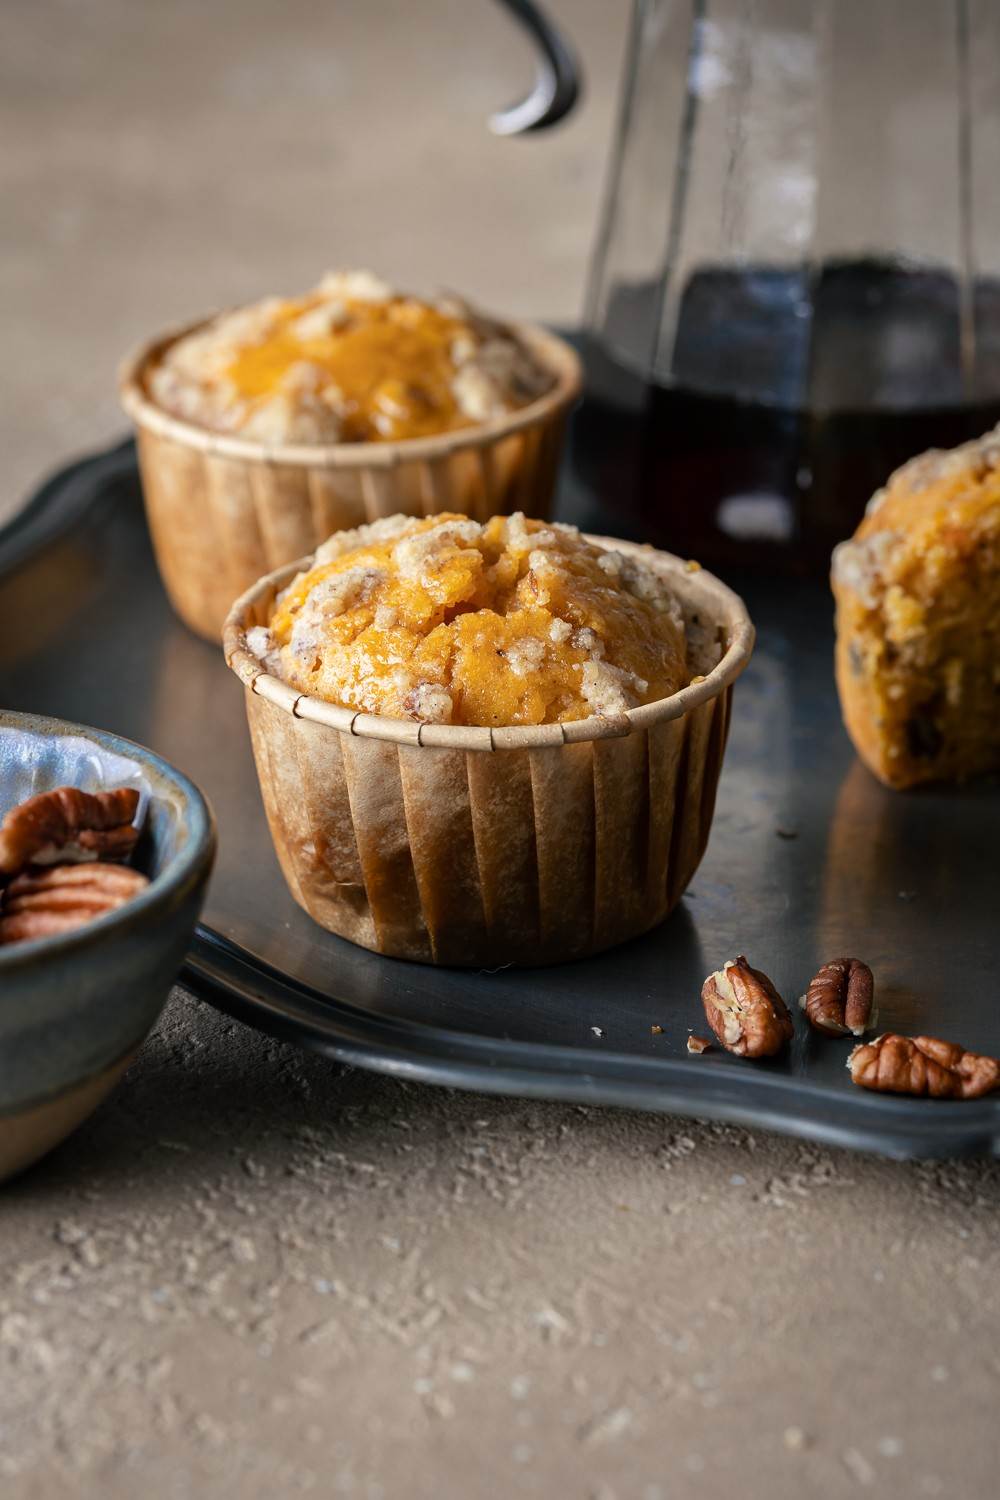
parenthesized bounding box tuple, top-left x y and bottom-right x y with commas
(223, 538, 755, 968)
(120, 318, 582, 643)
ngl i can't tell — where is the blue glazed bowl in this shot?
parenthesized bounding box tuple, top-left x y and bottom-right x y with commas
(0, 710, 215, 1180)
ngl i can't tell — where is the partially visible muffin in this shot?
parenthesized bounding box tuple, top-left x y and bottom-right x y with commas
(147, 270, 554, 445)
(248, 512, 694, 727)
(832, 429, 1000, 788)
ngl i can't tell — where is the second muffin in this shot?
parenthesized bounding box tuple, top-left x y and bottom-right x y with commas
(120, 270, 581, 642)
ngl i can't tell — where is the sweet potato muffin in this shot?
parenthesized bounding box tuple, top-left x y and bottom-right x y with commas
(147, 270, 554, 445)
(832, 429, 1000, 788)
(225, 523, 753, 965)
(121, 276, 580, 643)
(247, 512, 691, 727)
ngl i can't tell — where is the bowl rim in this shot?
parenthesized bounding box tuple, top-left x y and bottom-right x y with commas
(223, 533, 755, 753)
(0, 710, 216, 968)
(118, 314, 583, 470)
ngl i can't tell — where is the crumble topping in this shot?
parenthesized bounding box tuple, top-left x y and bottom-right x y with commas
(253, 512, 691, 728)
(148, 270, 554, 445)
(245, 625, 281, 673)
(831, 528, 901, 610)
(832, 422, 1000, 789)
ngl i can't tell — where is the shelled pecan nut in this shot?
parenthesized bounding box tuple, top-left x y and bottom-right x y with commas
(800, 958, 875, 1037)
(0, 862, 150, 945)
(848, 1034, 1000, 1100)
(701, 955, 794, 1059)
(0, 787, 141, 877)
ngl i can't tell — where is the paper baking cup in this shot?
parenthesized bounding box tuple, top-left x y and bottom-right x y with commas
(120, 318, 582, 642)
(223, 539, 754, 968)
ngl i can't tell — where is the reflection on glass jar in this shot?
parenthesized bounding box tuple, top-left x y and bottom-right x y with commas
(575, 0, 1000, 573)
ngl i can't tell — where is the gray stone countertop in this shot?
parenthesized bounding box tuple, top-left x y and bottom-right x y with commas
(2, 4, 997, 1496)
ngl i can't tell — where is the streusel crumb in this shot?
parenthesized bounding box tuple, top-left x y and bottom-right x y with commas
(254, 513, 690, 727)
(832, 427, 1000, 787)
(148, 270, 553, 445)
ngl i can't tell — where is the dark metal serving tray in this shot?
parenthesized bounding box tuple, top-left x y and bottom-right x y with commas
(3, 439, 999, 1158)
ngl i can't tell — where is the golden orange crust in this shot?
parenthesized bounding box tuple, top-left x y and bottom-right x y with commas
(147, 270, 553, 445)
(832, 430, 1000, 788)
(254, 513, 691, 727)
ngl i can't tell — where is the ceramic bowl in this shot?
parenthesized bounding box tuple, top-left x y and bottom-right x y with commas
(0, 711, 215, 1182)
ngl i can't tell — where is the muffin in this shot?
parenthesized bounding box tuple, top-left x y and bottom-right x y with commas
(120, 271, 581, 642)
(254, 512, 690, 726)
(146, 270, 556, 444)
(224, 513, 754, 966)
(832, 429, 1000, 789)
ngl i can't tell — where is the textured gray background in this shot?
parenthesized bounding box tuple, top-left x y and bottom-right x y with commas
(2, 3, 998, 1496)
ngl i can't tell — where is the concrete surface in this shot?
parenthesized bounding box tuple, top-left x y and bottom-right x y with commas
(4, 996, 1000, 1500)
(2, 3, 999, 1497)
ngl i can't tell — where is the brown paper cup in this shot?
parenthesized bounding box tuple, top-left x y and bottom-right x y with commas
(223, 538, 755, 968)
(120, 318, 582, 643)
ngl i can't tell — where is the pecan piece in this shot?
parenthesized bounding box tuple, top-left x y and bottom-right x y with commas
(701, 956, 794, 1059)
(0, 862, 150, 945)
(0, 787, 141, 877)
(800, 958, 875, 1037)
(848, 1034, 1000, 1100)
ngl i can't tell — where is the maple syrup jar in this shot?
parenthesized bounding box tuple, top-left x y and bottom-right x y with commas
(491, 0, 1000, 573)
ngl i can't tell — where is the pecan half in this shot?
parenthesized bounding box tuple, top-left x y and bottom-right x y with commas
(701, 956, 794, 1059)
(0, 787, 141, 877)
(800, 958, 875, 1037)
(848, 1034, 1000, 1100)
(0, 862, 150, 945)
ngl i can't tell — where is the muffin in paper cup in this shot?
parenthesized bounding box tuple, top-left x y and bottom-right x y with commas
(222, 532, 754, 968)
(120, 305, 581, 643)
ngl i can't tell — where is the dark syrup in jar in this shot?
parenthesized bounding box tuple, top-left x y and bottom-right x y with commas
(571, 260, 1000, 574)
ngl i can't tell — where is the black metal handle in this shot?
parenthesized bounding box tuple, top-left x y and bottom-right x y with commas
(489, 0, 581, 134)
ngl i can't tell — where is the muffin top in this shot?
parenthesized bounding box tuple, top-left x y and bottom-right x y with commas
(832, 427, 1000, 611)
(247, 513, 691, 728)
(147, 270, 554, 445)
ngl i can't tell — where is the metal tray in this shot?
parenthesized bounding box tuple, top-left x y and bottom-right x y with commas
(3, 438, 999, 1158)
